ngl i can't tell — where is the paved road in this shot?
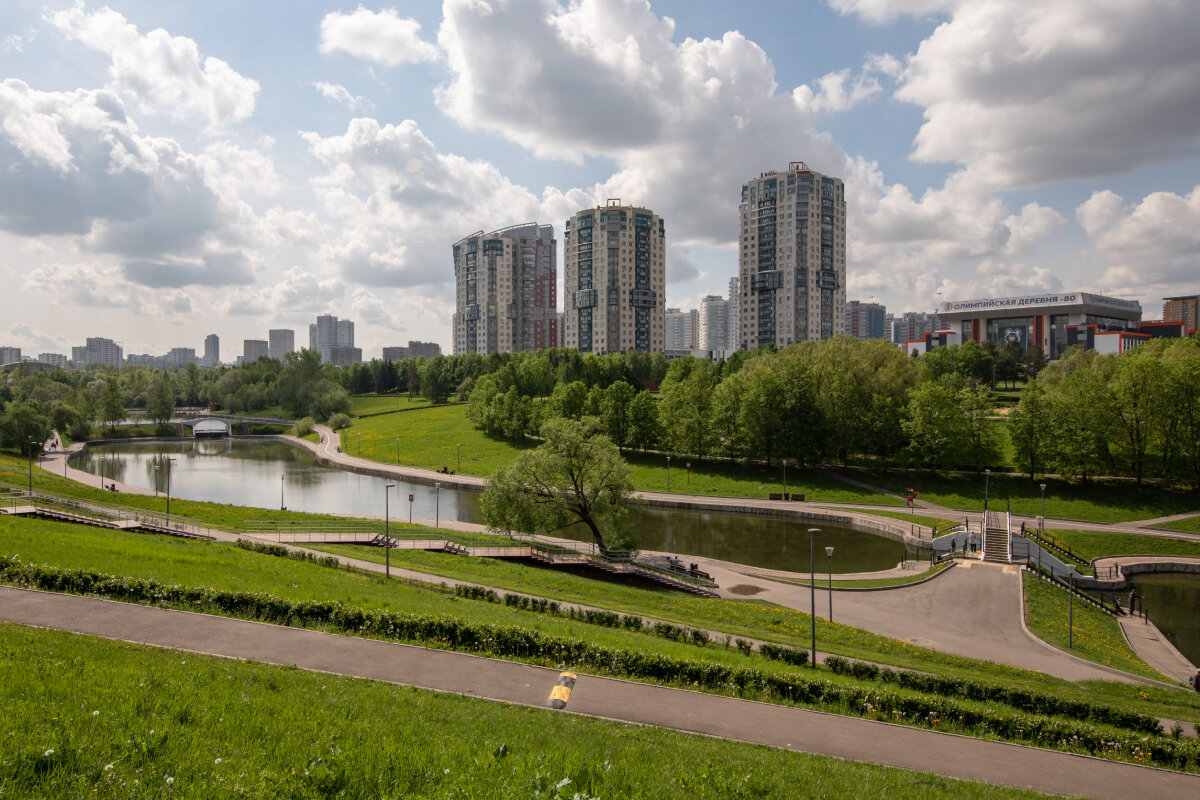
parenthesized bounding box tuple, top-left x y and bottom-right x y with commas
(4, 586, 1198, 800)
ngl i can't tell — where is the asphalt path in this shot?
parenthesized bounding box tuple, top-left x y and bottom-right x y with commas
(4, 586, 1199, 800)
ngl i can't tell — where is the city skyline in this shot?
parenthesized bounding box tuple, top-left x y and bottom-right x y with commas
(2, 1, 1199, 357)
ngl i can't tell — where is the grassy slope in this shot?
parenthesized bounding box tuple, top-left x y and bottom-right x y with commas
(1038, 528, 1200, 565)
(0, 624, 1056, 800)
(1154, 515, 1200, 534)
(348, 393, 435, 416)
(1021, 572, 1161, 681)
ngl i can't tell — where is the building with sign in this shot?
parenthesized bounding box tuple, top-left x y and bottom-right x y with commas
(935, 292, 1144, 360)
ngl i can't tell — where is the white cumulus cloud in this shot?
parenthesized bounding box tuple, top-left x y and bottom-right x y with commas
(319, 6, 440, 66)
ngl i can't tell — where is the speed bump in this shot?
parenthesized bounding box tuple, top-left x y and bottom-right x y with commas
(548, 671, 577, 709)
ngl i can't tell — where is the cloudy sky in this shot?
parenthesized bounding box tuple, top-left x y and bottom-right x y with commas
(2, 0, 1198, 361)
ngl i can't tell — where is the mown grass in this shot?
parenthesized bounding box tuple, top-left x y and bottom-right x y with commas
(851, 468, 1200, 523)
(1022, 572, 1162, 682)
(847, 509, 965, 532)
(1154, 515, 1200, 534)
(0, 623, 1060, 800)
(348, 393, 436, 416)
(307, 544, 1200, 726)
(348, 405, 901, 504)
(747, 562, 950, 589)
(1039, 529, 1200, 566)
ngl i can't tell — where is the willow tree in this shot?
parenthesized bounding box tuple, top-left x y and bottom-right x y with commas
(479, 417, 635, 552)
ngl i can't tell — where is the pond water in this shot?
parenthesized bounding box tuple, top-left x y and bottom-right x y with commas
(1127, 573, 1200, 667)
(71, 439, 907, 574)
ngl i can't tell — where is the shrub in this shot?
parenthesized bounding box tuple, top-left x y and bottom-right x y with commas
(327, 413, 352, 431)
(758, 643, 808, 667)
(293, 417, 316, 437)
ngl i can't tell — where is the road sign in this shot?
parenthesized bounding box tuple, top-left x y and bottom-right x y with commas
(408, 494, 414, 502)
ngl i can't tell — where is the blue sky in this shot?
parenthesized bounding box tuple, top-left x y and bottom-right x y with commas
(2, 0, 1198, 359)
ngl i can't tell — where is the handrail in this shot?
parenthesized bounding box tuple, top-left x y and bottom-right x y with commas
(0, 484, 212, 539)
(1024, 558, 1121, 617)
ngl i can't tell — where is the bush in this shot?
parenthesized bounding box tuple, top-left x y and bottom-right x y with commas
(758, 643, 808, 667)
(327, 412, 352, 431)
(293, 417, 316, 437)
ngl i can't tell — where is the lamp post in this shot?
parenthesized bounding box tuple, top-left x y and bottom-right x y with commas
(280, 474, 285, 511)
(165, 457, 177, 517)
(783, 459, 788, 500)
(395, 437, 400, 465)
(1068, 570, 1074, 648)
(1039, 482, 1047, 532)
(666, 455, 671, 492)
(983, 468, 991, 512)
(384, 484, 395, 577)
(408, 491, 413, 525)
(825, 546, 834, 622)
(356, 432, 362, 455)
(435, 481, 441, 530)
(27, 440, 37, 494)
(808, 527, 820, 666)
(154, 463, 159, 497)
(456, 443, 461, 472)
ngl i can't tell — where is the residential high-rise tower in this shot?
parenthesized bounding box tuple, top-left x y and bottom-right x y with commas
(268, 329, 295, 361)
(563, 201, 665, 354)
(738, 162, 846, 349)
(452, 223, 557, 355)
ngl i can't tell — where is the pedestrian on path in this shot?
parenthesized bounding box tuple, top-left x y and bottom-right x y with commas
(1191, 667, 1200, 692)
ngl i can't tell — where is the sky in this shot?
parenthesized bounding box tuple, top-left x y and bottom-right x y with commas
(2, 0, 1198, 361)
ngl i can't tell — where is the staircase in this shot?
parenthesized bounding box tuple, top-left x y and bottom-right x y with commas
(982, 510, 1010, 563)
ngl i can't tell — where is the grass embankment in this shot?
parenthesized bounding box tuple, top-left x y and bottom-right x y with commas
(853, 469, 1200, 523)
(746, 563, 952, 590)
(0, 624, 1059, 800)
(1154, 515, 1200, 534)
(346, 404, 902, 504)
(848, 509, 964, 532)
(349, 393, 436, 416)
(1022, 572, 1161, 681)
(1038, 529, 1200, 566)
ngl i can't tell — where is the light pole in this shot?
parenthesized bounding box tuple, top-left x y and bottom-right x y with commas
(408, 491, 413, 525)
(384, 484, 395, 578)
(1039, 482, 1047, 533)
(825, 546, 834, 622)
(435, 481, 441, 530)
(165, 457, 177, 517)
(983, 468, 991, 512)
(808, 527, 819, 666)
(783, 459, 788, 500)
(456, 443, 461, 472)
(280, 474, 285, 511)
(356, 432, 362, 455)
(666, 456, 671, 492)
(154, 464, 159, 497)
(395, 437, 400, 465)
(27, 440, 37, 494)
(1068, 570, 1074, 649)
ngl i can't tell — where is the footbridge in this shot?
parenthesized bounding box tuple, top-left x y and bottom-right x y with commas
(0, 488, 214, 540)
(242, 520, 720, 597)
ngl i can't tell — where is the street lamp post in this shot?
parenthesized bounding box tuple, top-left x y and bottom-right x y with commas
(165, 457, 177, 517)
(1039, 483, 1047, 532)
(384, 484, 395, 577)
(27, 440, 37, 494)
(456, 443, 461, 472)
(395, 437, 400, 465)
(808, 527, 820, 666)
(1068, 570, 1074, 648)
(983, 468, 992, 512)
(435, 481, 441, 530)
(154, 464, 159, 497)
(280, 474, 285, 511)
(825, 546, 834, 622)
(356, 432, 362, 455)
(666, 456, 671, 492)
(783, 459, 788, 500)
(408, 491, 413, 525)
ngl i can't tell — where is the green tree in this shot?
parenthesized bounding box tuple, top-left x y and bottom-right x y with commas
(903, 377, 965, 470)
(1110, 350, 1165, 484)
(1163, 339, 1200, 485)
(0, 400, 51, 453)
(1007, 377, 1051, 478)
(99, 380, 125, 431)
(958, 381, 997, 472)
(420, 355, 455, 404)
(146, 376, 175, 430)
(600, 381, 636, 450)
(479, 417, 634, 551)
(1044, 352, 1116, 481)
(626, 391, 661, 453)
(545, 380, 588, 421)
(658, 358, 716, 457)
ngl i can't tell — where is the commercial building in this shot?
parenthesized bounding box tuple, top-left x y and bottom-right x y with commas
(0, 346, 20, 365)
(846, 301, 886, 340)
(936, 292, 1144, 359)
(1163, 294, 1199, 333)
(452, 223, 557, 355)
(202, 334, 220, 367)
(268, 329, 295, 361)
(243, 339, 269, 363)
(382, 341, 442, 362)
(738, 162, 846, 349)
(71, 337, 123, 368)
(563, 201, 665, 354)
(309, 314, 359, 365)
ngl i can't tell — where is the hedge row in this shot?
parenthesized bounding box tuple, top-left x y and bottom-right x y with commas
(3, 556, 1196, 771)
(235, 538, 344, 570)
(824, 656, 1161, 735)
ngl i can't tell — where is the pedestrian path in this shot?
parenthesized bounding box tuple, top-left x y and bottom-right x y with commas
(3, 586, 1197, 800)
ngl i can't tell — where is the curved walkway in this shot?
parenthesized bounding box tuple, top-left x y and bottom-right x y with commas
(4, 587, 1198, 800)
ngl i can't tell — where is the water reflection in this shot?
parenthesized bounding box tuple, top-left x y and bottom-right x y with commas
(72, 440, 906, 573)
(1128, 573, 1200, 666)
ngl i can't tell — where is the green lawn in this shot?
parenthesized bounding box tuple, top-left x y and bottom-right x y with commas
(852, 468, 1200, 523)
(0, 623, 1060, 800)
(1154, 515, 1200, 534)
(750, 562, 951, 589)
(1038, 529, 1200, 566)
(1022, 572, 1162, 681)
(848, 509, 965, 532)
(348, 393, 436, 416)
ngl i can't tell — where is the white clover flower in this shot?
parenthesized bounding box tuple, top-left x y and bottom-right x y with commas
(104, 764, 113, 771)
(214, 758, 222, 765)
(43, 749, 54, 757)
(165, 776, 174, 786)
(92, 710, 99, 717)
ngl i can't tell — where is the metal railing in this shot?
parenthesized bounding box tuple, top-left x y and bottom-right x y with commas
(0, 485, 213, 539)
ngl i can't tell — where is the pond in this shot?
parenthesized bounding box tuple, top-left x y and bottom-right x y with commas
(71, 439, 908, 574)
(1127, 573, 1200, 668)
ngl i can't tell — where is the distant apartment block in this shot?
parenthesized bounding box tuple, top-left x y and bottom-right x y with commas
(563, 202, 665, 354)
(452, 223, 557, 355)
(846, 301, 886, 340)
(699, 294, 731, 353)
(726, 277, 740, 352)
(243, 339, 269, 363)
(269, 329, 295, 361)
(1163, 294, 1199, 332)
(885, 312, 941, 346)
(309, 314, 359, 365)
(203, 333, 220, 367)
(165, 348, 196, 369)
(665, 308, 691, 351)
(38, 353, 68, 367)
(738, 162, 846, 349)
(0, 346, 20, 364)
(71, 337, 123, 368)
(382, 341, 442, 361)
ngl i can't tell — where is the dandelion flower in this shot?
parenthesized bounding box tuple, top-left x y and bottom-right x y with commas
(92, 710, 99, 717)
(44, 749, 54, 757)
(104, 764, 113, 771)
(165, 776, 174, 786)
(214, 758, 222, 765)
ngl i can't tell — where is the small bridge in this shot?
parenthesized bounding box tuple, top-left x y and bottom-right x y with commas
(243, 520, 720, 597)
(0, 488, 214, 540)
